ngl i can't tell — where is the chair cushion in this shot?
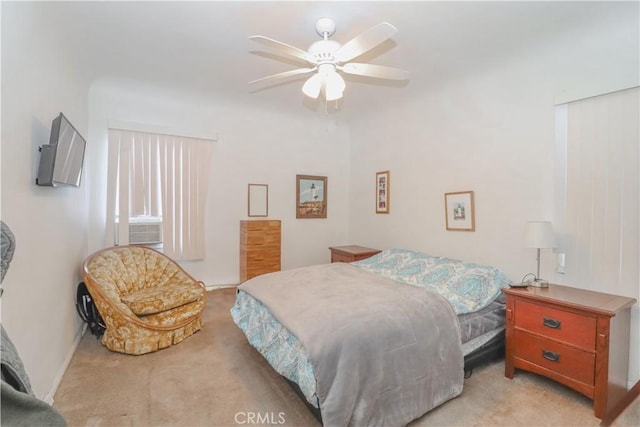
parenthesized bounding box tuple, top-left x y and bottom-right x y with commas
(140, 299, 204, 327)
(121, 283, 204, 316)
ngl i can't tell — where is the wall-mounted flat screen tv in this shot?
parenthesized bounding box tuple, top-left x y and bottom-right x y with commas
(36, 112, 86, 187)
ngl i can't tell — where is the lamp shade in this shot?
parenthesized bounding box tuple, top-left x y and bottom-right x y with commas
(524, 221, 556, 249)
(324, 70, 345, 101)
(302, 74, 322, 99)
(302, 64, 345, 101)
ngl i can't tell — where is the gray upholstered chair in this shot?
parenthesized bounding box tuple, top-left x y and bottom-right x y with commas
(1, 221, 16, 295)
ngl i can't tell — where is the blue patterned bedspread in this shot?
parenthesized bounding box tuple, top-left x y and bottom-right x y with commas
(231, 248, 511, 408)
(231, 290, 319, 407)
(351, 248, 511, 314)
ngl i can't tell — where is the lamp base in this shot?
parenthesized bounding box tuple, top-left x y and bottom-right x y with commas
(530, 278, 549, 288)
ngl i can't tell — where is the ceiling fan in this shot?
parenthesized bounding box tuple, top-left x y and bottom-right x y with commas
(248, 17, 410, 102)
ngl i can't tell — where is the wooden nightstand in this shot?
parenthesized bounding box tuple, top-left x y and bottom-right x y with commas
(329, 245, 381, 263)
(503, 284, 636, 420)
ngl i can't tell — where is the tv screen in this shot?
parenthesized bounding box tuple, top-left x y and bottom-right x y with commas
(36, 113, 86, 187)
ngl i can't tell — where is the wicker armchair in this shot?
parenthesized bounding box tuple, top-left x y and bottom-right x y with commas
(83, 246, 206, 355)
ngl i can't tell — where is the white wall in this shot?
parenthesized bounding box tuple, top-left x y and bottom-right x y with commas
(348, 61, 561, 279)
(1, 2, 91, 400)
(348, 4, 640, 384)
(87, 79, 351, 288)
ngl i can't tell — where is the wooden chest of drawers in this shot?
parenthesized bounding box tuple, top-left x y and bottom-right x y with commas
(240, 220, 281, 283)
(504, 284, 636, 420)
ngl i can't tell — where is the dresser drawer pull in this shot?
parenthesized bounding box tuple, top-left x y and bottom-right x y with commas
(543, 317, 561, 329)
(542, 350, 560, 362)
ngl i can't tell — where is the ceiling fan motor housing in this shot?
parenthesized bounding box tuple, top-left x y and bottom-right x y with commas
(308, 40, 341, 64)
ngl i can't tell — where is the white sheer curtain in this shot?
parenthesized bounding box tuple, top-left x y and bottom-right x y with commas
(106, 129, 213, 260)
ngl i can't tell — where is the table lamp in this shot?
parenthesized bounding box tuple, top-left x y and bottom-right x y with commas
(524, 221, 556, 287)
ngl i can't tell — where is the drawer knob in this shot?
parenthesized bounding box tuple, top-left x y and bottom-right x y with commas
(543, 317, 561, 329)
(542, 350, 560, 362)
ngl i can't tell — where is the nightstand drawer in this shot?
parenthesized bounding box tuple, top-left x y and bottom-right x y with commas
(514, 329, 595, 385)
(515, 299, 596, 350)
(331, 252, 356, 263)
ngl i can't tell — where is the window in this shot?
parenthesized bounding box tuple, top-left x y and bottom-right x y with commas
(555, 87, 639, 295)
(106, 129, 213, 260)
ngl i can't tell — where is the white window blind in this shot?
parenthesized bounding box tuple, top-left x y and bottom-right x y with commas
(106, 129, 214, 260)
(561, 87, 639, 296)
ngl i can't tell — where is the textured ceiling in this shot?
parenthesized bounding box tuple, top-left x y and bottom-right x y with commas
(19, 1, 636, 119)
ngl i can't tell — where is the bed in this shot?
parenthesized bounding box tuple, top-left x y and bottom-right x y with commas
(231, 248, 510, 427)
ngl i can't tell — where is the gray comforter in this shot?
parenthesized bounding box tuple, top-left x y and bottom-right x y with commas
(238, 262, 464, 427)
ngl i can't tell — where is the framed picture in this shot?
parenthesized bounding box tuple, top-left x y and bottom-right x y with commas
(296, 175, 327, 218)
(247, 184, 268, 217)
(375, 170, 390, 214)
(444, 191, 475, 231)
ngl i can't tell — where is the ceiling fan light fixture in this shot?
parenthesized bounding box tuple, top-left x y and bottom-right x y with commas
(325, 69, 345, 101)
(250, 19, 409, 105)
(302, 73, 322, 99)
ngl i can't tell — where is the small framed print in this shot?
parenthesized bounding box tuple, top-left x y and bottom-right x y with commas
(296, 175, 327, 218)
(376, 171, 390, 214)
(444, 191, 475, 231)
(247, 184, 268, 217)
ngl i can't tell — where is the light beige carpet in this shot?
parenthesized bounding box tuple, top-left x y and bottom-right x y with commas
(54, 288, 639, 427)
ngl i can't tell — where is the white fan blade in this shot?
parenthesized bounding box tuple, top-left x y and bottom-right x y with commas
(334, 22, 398, 63)
(249, 67, 316, 85)
(340, 63, 409, 80)
(250, 35, 314, 63)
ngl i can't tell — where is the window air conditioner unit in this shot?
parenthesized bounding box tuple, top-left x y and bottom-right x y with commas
(128, 218, 163, 245)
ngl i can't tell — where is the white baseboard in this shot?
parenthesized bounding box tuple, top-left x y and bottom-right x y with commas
(205, 283, 238, 291)
(42, 324, 86, 404)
